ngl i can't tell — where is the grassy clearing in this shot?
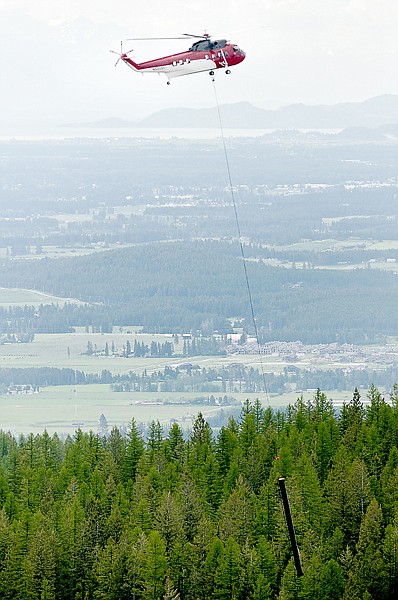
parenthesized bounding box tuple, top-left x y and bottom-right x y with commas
(0, 288, 84, 308)
(0, 332, 182, 374)
(0, 383, 355, 436)
(322, 215, 373, 225)
(260, 259, 398, 272)
(0, 384, 212, 435)
(0, 383, 269, 436)
(272, 239, 398, 254)
(113, 205, 148, 217)
(273, 239, 358, 252)
(0, 324, 390, 435)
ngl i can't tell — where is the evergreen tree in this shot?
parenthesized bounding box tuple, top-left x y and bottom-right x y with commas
(324, 450, 370, 545)
(155, 491, 184, 553)
(166, 423, 185, 464)
(344, 498, 384, 599)
(345, 388, 364, 439)
(218, 475, 257, 546)
(95, 537, 125, 600)
(382, 520, 398, 598)
(147, 421, 163, 460)
(255, 536, 277, 596)
(123, 419, 145, 482)
(216, 423, 239, 478)
(214, 537, 241, 600)
(142, 531, 168, 600)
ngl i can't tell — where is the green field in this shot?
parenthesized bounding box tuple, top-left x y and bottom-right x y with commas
(0, 331, 177, 373)
(0, 287, 84, 307)
(0, 382, 354, 436)
(273, 239, 398, 253)
(0, 384, 226, 435)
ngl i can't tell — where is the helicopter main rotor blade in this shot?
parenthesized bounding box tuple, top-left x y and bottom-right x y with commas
(182, 32, 211, 39)
(126, 36, 189, 41)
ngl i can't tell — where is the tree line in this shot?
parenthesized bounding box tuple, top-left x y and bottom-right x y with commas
(0, 387, 398, 598)
(3, 364, 398, 399)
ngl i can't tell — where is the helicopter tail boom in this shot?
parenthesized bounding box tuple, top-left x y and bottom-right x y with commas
(121, 56, 143, 71)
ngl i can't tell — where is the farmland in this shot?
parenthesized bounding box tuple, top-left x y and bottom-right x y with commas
(1, 322, 397, 435)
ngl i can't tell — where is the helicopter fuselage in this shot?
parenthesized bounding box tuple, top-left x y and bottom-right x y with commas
(120, 39, 246, 80)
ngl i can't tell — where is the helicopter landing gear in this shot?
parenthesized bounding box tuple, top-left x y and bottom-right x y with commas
(209, 70, 215, 76)
(225, 69, 231, 74)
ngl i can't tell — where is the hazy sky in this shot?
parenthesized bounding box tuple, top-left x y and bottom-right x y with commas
(1, 0, 397, 131)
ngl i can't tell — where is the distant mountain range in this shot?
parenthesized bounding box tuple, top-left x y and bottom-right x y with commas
(66, 94, 398, 130)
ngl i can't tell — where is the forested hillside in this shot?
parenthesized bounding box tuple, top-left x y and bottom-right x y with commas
(2, 241, 398, 342)
(1, 387, 398, 599)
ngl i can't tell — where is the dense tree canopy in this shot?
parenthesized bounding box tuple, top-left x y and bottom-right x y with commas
(1, 387, 398, 598)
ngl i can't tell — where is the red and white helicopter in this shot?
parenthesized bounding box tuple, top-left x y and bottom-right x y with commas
(111, 33, 246, 84)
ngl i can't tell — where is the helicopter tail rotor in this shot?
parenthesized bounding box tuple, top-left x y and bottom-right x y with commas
(110, 41, 134, 66)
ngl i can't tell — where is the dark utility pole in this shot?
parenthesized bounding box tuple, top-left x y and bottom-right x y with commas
(278, 477, 303, 577)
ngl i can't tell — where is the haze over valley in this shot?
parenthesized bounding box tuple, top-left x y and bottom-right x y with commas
(1, 121, 398, 435)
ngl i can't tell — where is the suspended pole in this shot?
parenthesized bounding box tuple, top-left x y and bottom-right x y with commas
(212, 79, 269, 403)
(278, 477, 303, 577)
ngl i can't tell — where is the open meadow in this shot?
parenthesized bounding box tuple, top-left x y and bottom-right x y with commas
(0, 287, 85, 308)
(0, 382, 354, 437)
(0, 384, 229, 436)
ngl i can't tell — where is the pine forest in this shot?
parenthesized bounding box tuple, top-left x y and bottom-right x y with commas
(1, 387, 398, 599)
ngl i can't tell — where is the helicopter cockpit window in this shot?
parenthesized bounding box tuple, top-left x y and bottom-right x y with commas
(189, 40, 211, 52)
(212, 39, 227, 49)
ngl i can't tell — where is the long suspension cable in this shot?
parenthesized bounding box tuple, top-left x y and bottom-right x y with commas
(212, 79, 269, 403)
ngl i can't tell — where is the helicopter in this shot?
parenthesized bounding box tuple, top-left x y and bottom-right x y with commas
(111, 33, 246, 84)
